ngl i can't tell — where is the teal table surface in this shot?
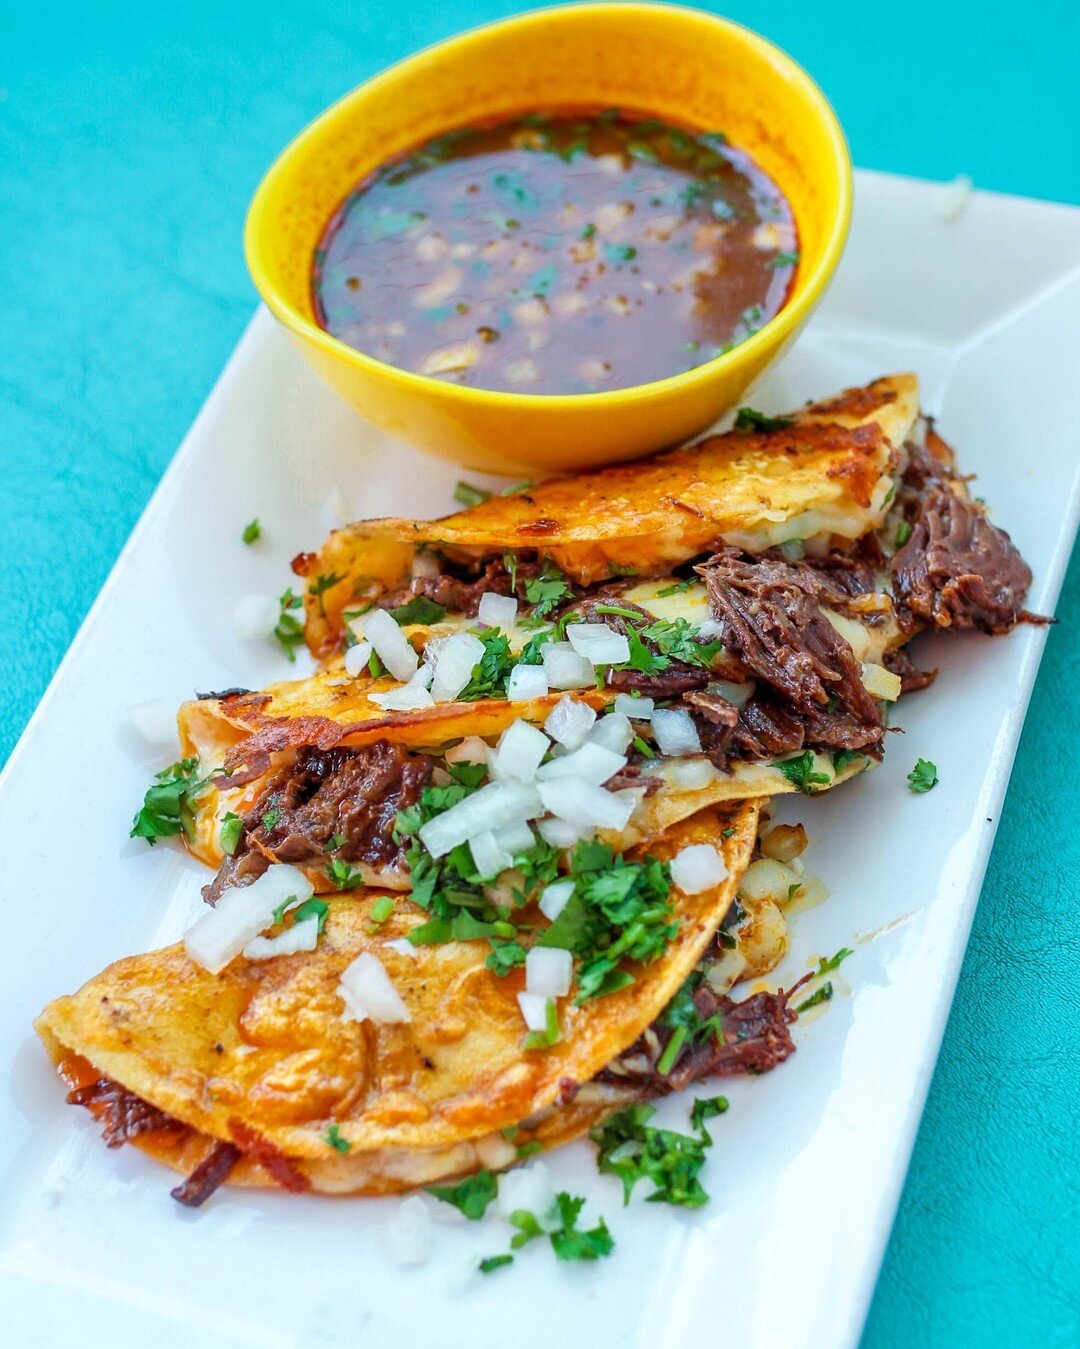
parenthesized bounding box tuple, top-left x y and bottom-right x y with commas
(3, 3, 1077, 1343)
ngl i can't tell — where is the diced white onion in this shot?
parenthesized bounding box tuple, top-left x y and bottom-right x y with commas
(506, 663, 549, 701)
(184, 864, 314, 975)
(477, 592, 519, 629)
(231, 593, 280, 641)
(364, 608, 420, 682)
(344, 640, 373, 677)
(541, 642, 595, 690)
(473, 1133, 518, 1170)
(128, 702, 177, 749)
(444, 735, 489, 765)
(587, 712, 634, 754)
(613, 693, 653, 721)
(469, 830, 514, 880)
(384, 937, 420, 959)
(934, 173, 973, 221)
(537, 741, 625, 786)
(652, 707, 702, 755)
(567, 623, 630, 667)
(538, 779, 636, 830)
(429, 631, 485, 702)
(370, 682, 435, 711)
(419, 780, 543, 858)
(544, 694, 597, 748)
(539, 878, 575, 921)
(338, 951, 412, 1024)
(489, 719, 550, 782)
(526, 947, 573, 998)
(411, 663, 434, 689)
(493, 819, 536, 856)
(243, 914, 321, 961)
(670, 757, 718, 790)
(411, 550, 441, 579)
(517, 991, 551, 1032)
(385, 1194, 432, 1268)
(670, 843, 729, 895)
(696, 619, 725, 641)
(709, 677, 755, 708)
(537, 816, 590, 848)
(760, 823, 809, 863)
(498, 1161, 555, 1219)
(860, 662, 902, 701)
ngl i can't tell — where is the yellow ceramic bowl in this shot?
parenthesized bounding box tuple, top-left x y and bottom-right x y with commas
(245, 3, 851, 475)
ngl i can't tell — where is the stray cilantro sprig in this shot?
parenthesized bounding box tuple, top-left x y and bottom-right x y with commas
(241, 518, 260, 545)
(590, 1097, 726, 1208)
(510, 1192, 614, 1261)
(308, 571, 346, 620)
(274, 588, 305, 661)
(388, 595, 447, 626)
(908, 758, 938, 793)
(427, 1168, 498, 1219)
(816, 947, 853, 976)
(796, 982, 834, 1013)
(734, 407, 794, 433)
(130, 757, 209, 845)
(778, 750, 832, 793)
(219, 811, 243, 856)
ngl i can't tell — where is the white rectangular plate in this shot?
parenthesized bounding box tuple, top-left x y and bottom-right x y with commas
(2, 171, 1078, 1349)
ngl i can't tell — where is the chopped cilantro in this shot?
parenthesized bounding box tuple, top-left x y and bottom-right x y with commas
(524, 997, 560, 1051)
(817, 947, 853, 976)
(454, 480, 491, 507)
(326, 833, 347, 852)
(580, 222, 597, 240)
(241, 518, 260, 545)
(387, 595, 447, 626)
(458, 627, 515, 700)
(767, 250, 799, 268)
(655, 577, 695, 597)
(516, 1140, 543, 1159)
(640, 617, 721, 668)
(895, 519, 913, 547)
(632, 735, 656, 759)
(486, 940, 528, 976)
(734, 407, 794, 433)
(539, 840, 676, 1003)
(291, 897, 329, 934)
(509, 1194, 614, 1261)
(130, 758, 207, 845)
(832, 748, 860, 774)
(690, 1095, 729, 1144)
(326, 858, 365, 890)
(308, 571, 346, 620)
(907, 758, 939, 793)
(261, 795, 281, 831)
(273, 588, 305, 662)
(603, 242, 638, 264)
(778, 751, 832, 793)
(324, 1124, 351, 1154)
(524, 559, 573, 618)
(591, 1103, 712, 1208)
(479, 1254, 514, 1274)
(427, 1168, 498, 1220)
(219, 811, 243, 856)
(796, 981, 833, 1013)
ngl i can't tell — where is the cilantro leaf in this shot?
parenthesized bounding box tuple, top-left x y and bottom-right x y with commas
(241, 518, 260, 545)
(549, 1193, 614, 1261)
(778, 751, 832, 793)
(454, 480, 491, 507)
(523, 997, 560, 1051)
(130, 758, 208, 845)
(308, 572, 346, 620)
(219, 811, 243, 856)
(689, 1094, 729, 1144)
(387, 595, 447, 626)
(479, 1254, 514, 1274)
(326, 859, 365, 890)
(832, 748, 861, 774)
(273, 588, 305, 662)
(895, 519, 913, 547)
(639, 617, 721, 668)
(261, 795, 281, 831)
(591, 1104, 711, 1208)
(796, 981, 833, 1013)
(427, 1168, 498, 1220)
(486, 940, 528, 976)
(292, 897, 330, 934)
(907, 758, 939, 793)
(523, 559, 574, 618)
(459, 627, 515, 700)
(816, 947, 853, 976)
(734, 407, 794, 433)
(324, 1124, 351, 1153)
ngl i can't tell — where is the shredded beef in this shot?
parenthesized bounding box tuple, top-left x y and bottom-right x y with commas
(195, 686, 254, 701)
(883, 646, 937, 694)
(596, 982, 798, 1095)
(891, 452, 1045, 633)
(171, 1142, 242, 1207)
(205, 741, 432, 905)
(683, 690, 739, 727)
(607, 665, 712, 698)
(67, 1078, 181, 1148)
(700, 548, 883, 728)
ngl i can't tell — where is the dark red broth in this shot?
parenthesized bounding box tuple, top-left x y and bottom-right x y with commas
(312, 110, 797, 395)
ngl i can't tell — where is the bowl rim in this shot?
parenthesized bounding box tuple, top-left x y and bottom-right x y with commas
(244, 1, 853, 411)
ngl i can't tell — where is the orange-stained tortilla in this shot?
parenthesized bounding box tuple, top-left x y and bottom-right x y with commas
(295, 375, 919, 657)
